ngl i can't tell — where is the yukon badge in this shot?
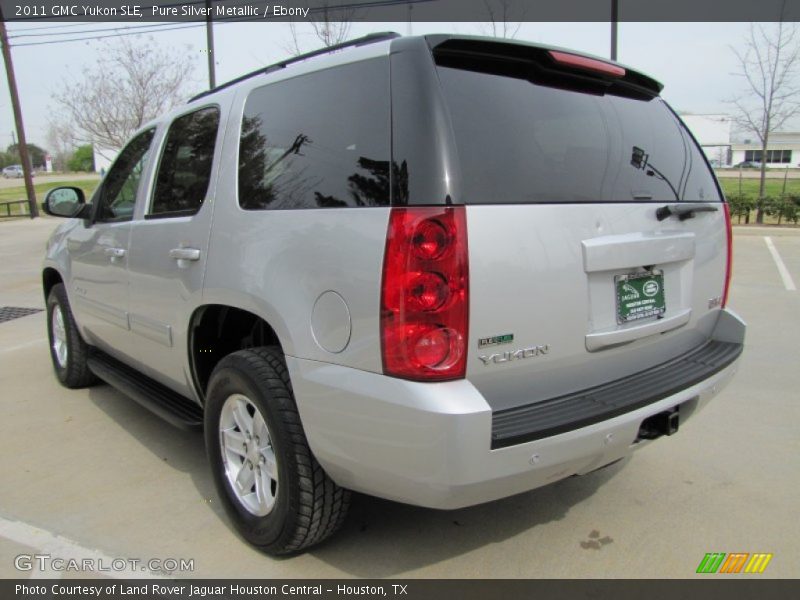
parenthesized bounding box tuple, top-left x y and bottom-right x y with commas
(479, 345, 550, 366)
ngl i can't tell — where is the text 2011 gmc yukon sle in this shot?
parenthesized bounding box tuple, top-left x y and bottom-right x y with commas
(42, 33, 745, 555)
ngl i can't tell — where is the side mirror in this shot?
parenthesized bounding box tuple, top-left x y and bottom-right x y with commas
(43, 187, 89, 219)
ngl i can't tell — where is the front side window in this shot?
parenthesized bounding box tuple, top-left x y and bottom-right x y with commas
(238, 59, 391, 210)
(96, 129, 155, 222)
(151, 107, 220, 216)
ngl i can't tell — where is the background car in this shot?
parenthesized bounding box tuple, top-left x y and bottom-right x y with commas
(2, 165, 24, 178)
(734, 161, 762, 168)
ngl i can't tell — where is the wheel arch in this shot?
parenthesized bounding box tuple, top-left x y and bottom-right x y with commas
(188, 304, 285, 403)
(42, 267, 64, 302)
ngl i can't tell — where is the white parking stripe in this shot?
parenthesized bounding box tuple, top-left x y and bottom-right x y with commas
(764, 237, 797, 291)
(0, 516, 164, 579)
(0, 339, 44, 353)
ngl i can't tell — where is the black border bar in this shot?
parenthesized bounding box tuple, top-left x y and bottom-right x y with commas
(3, 579, 799, 600)
(1, 0, 799, 23)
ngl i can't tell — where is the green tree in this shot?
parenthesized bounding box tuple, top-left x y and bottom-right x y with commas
(6, 143, 47, 168)
(0, 151, 15, 168)
(727, 195, 755, 224)
(67, 145, 94, 172)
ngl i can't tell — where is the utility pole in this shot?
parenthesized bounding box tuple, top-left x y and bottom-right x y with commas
(205, 0, 216, 89)
(0, 10, 38, 218)
(610, 0, 618, 61)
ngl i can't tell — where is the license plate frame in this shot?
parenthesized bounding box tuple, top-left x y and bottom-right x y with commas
(615, 270, 666, 324)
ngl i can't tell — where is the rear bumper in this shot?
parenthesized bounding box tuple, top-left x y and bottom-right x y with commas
(288, 309, 745, 510)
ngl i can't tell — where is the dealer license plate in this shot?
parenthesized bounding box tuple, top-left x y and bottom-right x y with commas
(615, 270, 666, 324)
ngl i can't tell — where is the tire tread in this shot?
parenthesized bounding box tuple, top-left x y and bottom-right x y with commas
(210, 347, 350, 554)
(48, 283, 97, 389)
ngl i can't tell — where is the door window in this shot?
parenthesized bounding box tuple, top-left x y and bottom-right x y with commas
(151, 107, 220, 217)
(96, 129, 156, 222)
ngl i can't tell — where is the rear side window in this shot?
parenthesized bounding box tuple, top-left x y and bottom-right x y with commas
(238, 59, 390, 209)
(437, 67, 720, 204)
(151, 107, 220, 216)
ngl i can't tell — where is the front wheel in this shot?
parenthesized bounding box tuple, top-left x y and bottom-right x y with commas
(46, 283, 97, 388)
(205, 347, 350, 555)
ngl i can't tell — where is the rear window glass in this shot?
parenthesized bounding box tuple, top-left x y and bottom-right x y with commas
(238, 59, 390, 210)
(437, 66, 720, 204)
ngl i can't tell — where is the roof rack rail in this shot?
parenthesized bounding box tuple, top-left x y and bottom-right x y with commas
(188, 31, 401, 103)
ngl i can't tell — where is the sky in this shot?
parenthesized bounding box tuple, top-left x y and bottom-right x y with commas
(0, 20, 791, 151)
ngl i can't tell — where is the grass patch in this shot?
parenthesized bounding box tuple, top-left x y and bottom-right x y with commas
(716, 176, 800, 199)
(0, 179, 101, 217)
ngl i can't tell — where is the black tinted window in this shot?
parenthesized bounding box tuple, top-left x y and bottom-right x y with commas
(97, 129, 155, 222)
(437, 67, 720, 204)
(152, 107, 220, 216)
(238, 59, 390, 209)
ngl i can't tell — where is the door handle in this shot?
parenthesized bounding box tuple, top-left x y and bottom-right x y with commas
(169, 247, 201, 261)
(104, 247, 126, 258)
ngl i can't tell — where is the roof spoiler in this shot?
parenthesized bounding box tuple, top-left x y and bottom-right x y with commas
(427, 36, 663, 99)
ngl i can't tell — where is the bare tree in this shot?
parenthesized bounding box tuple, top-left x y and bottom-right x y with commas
(285, 2, 355, 56)
(729, 22, 800, 223)
(53, 36, 197, 158)
(45, 119, 78, 172)
(480, 0, 525, 39)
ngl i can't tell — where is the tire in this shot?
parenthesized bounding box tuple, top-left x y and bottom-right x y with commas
(205, 347, 350, 555)
(46, 283, 97, 388)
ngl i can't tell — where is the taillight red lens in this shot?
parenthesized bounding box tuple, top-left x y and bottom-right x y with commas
(407, 272, 449, 312)
(411, 218, 450, 260)
(381, 207, 469, 381)
(722, 202, 733, 308)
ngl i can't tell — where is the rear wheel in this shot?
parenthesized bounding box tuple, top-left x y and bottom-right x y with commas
(46, 283, 97, 388)
(205, 347, 350, 555)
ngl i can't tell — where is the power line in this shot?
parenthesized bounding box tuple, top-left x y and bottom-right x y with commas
(8, 23, 209, 47)
(9, 22, 188, 39)
(7, 22, 105, 33)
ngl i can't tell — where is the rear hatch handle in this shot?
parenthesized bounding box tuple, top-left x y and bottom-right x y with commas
(656, 203, 719, 222)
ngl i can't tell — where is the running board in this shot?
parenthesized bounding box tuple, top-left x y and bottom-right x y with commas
(87, 350, 203, 431)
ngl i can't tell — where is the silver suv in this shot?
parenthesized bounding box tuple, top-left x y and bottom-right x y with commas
(42, 33, 745, 555)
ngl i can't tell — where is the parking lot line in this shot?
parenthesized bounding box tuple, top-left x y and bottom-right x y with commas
(0, 339, 43, 354)
(0, 516, 163, 579)
(764, 236, 797, 291)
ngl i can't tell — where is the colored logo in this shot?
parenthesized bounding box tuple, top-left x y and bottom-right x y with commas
(696, 552, 773, 574)
(643, 280, 660, 297)
(621, 282, 640, 299)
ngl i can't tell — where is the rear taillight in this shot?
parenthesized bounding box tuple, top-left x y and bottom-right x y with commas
(381, 206, 469, 381)
(722, 202, 733, 308)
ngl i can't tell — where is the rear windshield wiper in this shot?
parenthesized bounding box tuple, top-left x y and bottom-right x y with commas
(656, 203, 719, 221)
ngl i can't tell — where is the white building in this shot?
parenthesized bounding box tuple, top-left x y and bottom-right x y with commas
(92, 146, 116, 174)
(680, 114, 733, 167)
(730, 132, 800, 168)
